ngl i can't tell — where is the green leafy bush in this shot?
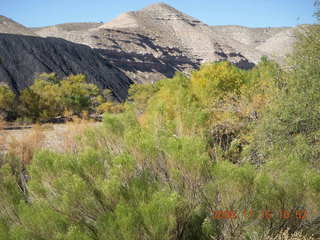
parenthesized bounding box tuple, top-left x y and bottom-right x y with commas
(0, 84, 16, 120)
(18, 73, 106, 122)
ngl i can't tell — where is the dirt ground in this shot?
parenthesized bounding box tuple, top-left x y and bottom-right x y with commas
(0, 122, 101, 154)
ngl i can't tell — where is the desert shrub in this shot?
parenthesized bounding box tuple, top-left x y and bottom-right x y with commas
(0, 84, 15, 111)
(250, 24, 320, 165)
(96, 102, 125, 114)
(59, 74, 100, 115)
(242, 23, 320, 239)
(191, 61, 246, 105)
(19, 73, 105, 122)
(19, 75, 62, 121)
(128, 82, 160, 112)
(0, 84, 16, 120)
(0, 153, 26, 240)
(4, 146, 187, 240)
(240, 57, 283, 113)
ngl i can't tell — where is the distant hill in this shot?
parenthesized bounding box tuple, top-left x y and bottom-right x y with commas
(0, 3, 301, 100)
(0, 15, 38, 36)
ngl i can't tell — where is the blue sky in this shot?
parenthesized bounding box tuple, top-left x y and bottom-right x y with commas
(1, 0, 316, 28)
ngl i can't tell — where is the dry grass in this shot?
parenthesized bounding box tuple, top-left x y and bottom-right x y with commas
(7, 124, 45, 165)
(0, 120, 100, 164)
(265, 230, 317, 240)
(45, 118, 98, 153)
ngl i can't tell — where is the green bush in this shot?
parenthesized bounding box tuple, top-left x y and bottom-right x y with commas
(19, 73, 106, 122)
(0, 84, 16, 120)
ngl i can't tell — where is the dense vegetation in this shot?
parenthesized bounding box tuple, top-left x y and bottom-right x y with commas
(1, 21, 320, 240)
(0, 73, 118, 123)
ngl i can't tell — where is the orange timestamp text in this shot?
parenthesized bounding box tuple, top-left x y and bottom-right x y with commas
(212, 209, 309, 220)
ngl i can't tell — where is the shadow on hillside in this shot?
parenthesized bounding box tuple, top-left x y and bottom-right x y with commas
(0, 33, 132, 101)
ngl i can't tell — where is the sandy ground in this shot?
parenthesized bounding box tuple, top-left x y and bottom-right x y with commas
(0, 122, 101, 153)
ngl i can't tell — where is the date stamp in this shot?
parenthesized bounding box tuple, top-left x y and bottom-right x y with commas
(212, 209, 309, 220)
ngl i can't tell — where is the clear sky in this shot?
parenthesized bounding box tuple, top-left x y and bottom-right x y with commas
(1, 0, 316, 28)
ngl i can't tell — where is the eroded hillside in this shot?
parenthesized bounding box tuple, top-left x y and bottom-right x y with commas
(0, 3, 300, 99)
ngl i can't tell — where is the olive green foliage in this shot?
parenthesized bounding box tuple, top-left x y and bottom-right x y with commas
(0, 84, 16, 119)
(1, 73, 108, 122)
(252, 24, 320, 162)
(1, 24, 320, 240)
(247, 23, 320, 236)
(18, 73, 106, 121)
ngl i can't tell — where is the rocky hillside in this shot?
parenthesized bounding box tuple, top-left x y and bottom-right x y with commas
(0, 15, 37, 36)
(0, 3, 300, 100)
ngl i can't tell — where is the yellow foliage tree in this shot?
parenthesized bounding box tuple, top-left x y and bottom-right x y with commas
(191, 61, 246, 105)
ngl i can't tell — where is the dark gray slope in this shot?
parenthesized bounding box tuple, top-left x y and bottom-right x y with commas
(0, 33, 132, 101)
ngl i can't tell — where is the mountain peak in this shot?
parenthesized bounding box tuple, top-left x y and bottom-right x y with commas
(137, 2, 203, 25)
(100, 2, 184, 29)
(141, 2, 180, 14)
